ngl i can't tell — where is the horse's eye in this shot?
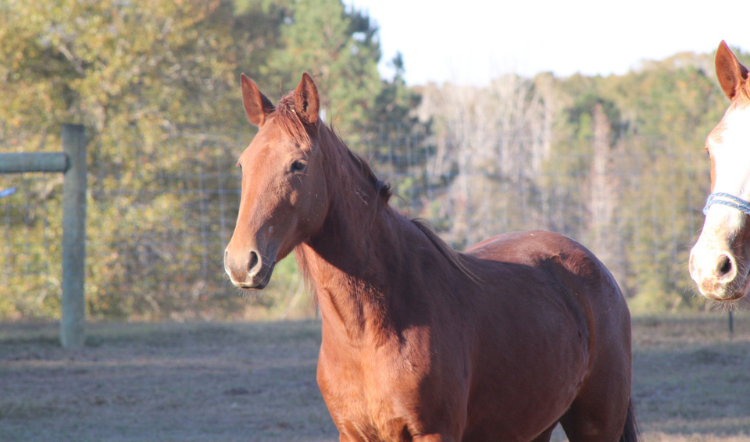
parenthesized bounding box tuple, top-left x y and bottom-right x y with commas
(291, 160, 307, 173)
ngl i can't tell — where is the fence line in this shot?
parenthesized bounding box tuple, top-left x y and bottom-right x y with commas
(0, 123, 712, 320)
(0, 124, 87, 347)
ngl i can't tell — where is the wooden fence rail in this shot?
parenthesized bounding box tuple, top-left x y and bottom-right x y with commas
(0, 152, 69, 174)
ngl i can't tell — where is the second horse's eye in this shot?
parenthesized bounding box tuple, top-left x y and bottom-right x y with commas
(291, 160, 307, 173)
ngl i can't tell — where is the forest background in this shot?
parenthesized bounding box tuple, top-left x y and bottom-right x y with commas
(1, 0, 745, 321)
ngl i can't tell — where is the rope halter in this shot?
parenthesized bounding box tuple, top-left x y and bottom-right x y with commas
(703, 192, 750, 216)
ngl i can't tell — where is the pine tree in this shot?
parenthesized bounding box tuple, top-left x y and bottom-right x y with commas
(262, 0, 382, 133)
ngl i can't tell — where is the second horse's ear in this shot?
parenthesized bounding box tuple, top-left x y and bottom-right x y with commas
(293, 72, 320, 125)
(715, 41, 749, 100)
(241, 74, 275, 126)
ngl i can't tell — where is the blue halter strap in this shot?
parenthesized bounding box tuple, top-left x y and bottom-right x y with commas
(703, 192, 750, 216)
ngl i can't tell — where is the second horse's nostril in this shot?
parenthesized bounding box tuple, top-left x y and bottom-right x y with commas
(248, 251, 259, 274)
(717, 254, 733, 276)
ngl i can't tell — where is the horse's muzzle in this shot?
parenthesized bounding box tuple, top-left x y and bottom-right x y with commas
(689, 245, 747, 301)
(224, 247, 277, 291)
(236, 261, 276, 290)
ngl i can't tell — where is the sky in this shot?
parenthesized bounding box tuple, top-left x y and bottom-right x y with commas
(345, 0, 750, 86)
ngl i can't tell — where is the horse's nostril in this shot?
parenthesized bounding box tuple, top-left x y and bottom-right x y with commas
(248, 251, 260, 274)
(717, 254, 733, 277)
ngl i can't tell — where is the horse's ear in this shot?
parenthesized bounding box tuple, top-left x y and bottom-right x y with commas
(715, 41, 749, 100)
(293, 72, 319, 125)
(241, 73, 274, 126)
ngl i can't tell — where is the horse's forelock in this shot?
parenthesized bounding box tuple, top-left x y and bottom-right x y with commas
(267, 91, 392, 209)
(269, 95, 312, 146)
(268, 93, 390, 200)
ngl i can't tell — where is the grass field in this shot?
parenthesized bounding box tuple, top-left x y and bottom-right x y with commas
(0, 313, 748, 441)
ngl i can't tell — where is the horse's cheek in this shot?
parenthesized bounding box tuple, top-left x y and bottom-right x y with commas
(296, 187, 327, 235)
(289, 187, 301, 207)
(289, 187, 313, 222)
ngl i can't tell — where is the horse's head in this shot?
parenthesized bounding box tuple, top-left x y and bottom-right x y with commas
(689, 41, 750, 301)
(224, 73, 328, 290)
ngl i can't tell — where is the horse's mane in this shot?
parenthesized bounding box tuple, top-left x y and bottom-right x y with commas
(270, 95, 312, 146)
(739, 82, 750, 104)
(411, 219, 482, 285)
(272, 91, 479, 288)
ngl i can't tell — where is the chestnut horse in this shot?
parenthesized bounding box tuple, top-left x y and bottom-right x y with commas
(224, 73, 638, 442)
(690, 41, 750, 301)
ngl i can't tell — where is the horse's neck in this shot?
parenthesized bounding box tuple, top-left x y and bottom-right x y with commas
(298, 202, 403, 340)
(296, 133, 451, 343)
(297, 189, 425, 344)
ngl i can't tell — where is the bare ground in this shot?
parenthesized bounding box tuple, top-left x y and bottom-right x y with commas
(0, 313, 748, 442)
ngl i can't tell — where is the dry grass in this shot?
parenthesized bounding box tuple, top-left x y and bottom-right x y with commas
(0, 313, 748, 441)
(0, 321, 333, 442)
(628, 313, 750, 441)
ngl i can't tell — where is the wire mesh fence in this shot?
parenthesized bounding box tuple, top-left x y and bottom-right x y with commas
(0, 121, 712, 320)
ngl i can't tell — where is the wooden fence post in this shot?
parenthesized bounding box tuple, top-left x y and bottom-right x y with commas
(728, 310, 734, 336)
(61, 124, 87, 349)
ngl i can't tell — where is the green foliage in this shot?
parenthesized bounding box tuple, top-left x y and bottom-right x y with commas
(1, 0, 232, 132)
(371, 53, 421, 126)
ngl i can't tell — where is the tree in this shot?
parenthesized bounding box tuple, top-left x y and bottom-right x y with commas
(370, 52, 421, 126)
(415, 74, 557, 248)
(262, 0, 382, 134)
(0, 0, 293, 319)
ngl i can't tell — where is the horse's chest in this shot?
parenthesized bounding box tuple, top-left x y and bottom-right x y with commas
(316, 343, 426, 441)
(329, 398, 411, 442)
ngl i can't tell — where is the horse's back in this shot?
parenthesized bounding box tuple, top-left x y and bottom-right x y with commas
(466, 230, 630, 358)
(467, 230, 626, 313)
(468, 230, 606, 275)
